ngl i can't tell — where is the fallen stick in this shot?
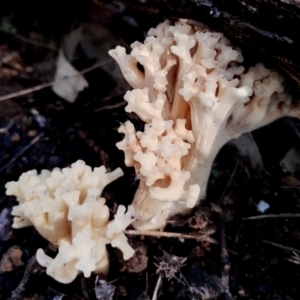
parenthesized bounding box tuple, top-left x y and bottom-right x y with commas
(0, 59, 112, 102)
(243, 213, 300, 220)
(125, 229, 215, 242)
(262, 240, 300, 253)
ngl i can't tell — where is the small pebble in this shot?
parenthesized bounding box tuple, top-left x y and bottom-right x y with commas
(257, 200, 270, 213)
(28, 130, 37, 137)
(10, 133, 20, 141)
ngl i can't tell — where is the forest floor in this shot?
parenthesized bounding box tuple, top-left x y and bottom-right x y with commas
(0, 2, 300, 299)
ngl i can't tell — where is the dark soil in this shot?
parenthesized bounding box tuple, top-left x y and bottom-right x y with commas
(0, 2, 300, 300)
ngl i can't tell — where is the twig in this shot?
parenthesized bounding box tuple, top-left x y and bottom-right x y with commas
(243, 213, 300, 220)
(124, 229, 214, 241)
(78, 60, 113, 75)
(0, 133, 43, 173)
(0, 59, 113, 102)
(220, 222, 233, 300)
(262, 240, 300, 253)
(287, 252, 300, 265)
(0, 82, 54, 102)
(0, 27, 58, 52)
(151, 275, 162, 300)
(94, 101, 127, 112)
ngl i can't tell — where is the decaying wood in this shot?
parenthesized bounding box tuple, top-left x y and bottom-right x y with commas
(112, 0, 300, 96)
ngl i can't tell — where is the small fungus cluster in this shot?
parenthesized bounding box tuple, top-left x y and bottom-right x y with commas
(6, 160, 136, 283)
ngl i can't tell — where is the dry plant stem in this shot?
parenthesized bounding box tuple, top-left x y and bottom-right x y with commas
(243, 213, 300, 220)
(0, 82, 53, 102)
(124, 229, 212, 241)
(0, 59, 112, 102)
(287, 252, 300, 265)
(94, 101, 127, 112)
(152, 275, 163, 300)
(262, 240, 300, 253)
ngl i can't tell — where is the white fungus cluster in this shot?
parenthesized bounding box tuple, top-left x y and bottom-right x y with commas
(5, 160, 136, 283)
(109, 20, 299, 231)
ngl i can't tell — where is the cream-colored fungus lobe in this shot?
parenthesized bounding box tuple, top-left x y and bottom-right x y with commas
(109, 20, 299, 231)
(6, 160, 136, 283)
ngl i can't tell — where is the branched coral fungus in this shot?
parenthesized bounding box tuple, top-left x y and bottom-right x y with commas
(109, 20, 300, 231)
(5, 160, 136, 283)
